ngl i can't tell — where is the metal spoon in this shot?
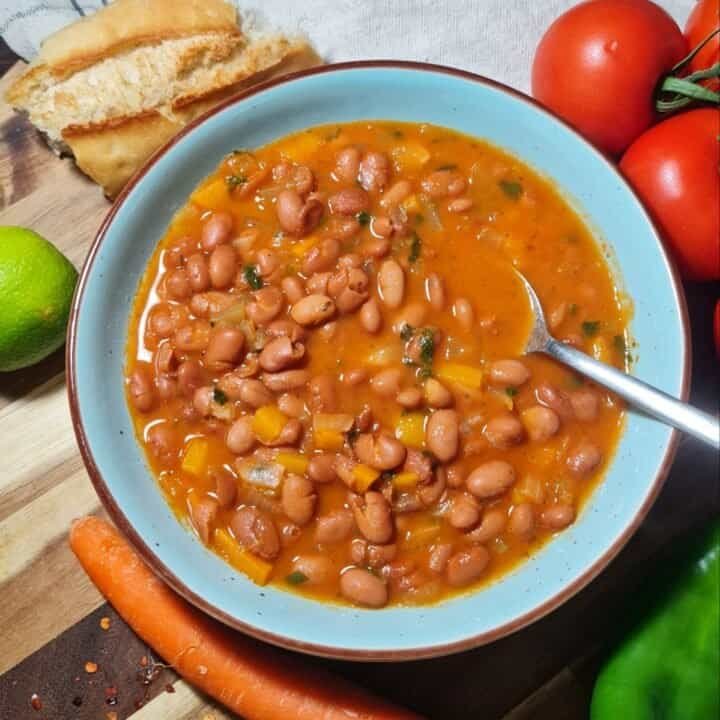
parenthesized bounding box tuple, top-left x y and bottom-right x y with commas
(516, 271, 719, 449)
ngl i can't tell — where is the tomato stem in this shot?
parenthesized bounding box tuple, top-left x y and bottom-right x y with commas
(656, 28, 720, 114)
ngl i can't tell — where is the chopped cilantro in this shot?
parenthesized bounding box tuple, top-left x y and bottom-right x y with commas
(400, 324, 415, 342)
(505, 387, 518, 397)
(357, 210, 371, 226)
(409, 232, 422, 263)
(582, 320, 601, 337)
(499, 179, 523, 199)
(418, 328, 435, 364)
(243, 265, 263, 290)
(213, 388, 228, 405)
(417, 366, 433, 379)
(391, 129, 404, 139)
(285, 571, 308, 586)
(324, 127, 342, 141)
(567, 374, 584, 388)
(225, 174, 248, 189)
(613, 334, 626, 352)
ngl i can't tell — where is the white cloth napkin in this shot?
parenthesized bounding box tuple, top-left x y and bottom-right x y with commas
(0, 0, 692, 94)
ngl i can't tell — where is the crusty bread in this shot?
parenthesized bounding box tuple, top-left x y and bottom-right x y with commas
(6, 0, 320, 197)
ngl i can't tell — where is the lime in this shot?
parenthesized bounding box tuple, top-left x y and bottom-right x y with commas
(0, 226, 78, 371)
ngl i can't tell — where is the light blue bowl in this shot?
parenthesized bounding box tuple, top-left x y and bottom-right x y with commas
(68, 62, 689, 660)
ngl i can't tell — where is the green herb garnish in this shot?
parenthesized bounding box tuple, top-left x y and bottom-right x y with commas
(499, 179, 523, 199)
(285, 571, 309, 586)
(400, 324, 415, 342)
(225, 174, 248, 189)
(582, 320, 601, 337)
(417, 366, 433, 379)
(567, 374, 584, 388)
(613, 334, 626, 352)
(391, 129, 404, 139)
(213, 388, 228, 405)
(505, 387, 518, 397)
(357, 210, 372, 226)
(243, 265, 263, 290)
(418, 328, 435, 364)
(409, 232, 422, 263)
(436, 164, 457, 171)
(324, 127, 342, 141)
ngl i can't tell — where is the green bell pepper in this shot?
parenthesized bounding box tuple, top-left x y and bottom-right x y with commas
(591, 520, 719, 720)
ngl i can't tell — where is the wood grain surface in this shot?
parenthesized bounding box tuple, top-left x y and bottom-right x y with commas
(0, 57, 718, 720)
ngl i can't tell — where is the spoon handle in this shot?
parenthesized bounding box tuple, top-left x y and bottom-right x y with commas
(545, 338, 719, 449)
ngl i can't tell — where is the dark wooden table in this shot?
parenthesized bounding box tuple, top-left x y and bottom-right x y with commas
(0, 36, 718, 720)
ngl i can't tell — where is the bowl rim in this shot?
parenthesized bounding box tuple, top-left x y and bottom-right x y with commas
(67, 60, 691, 661)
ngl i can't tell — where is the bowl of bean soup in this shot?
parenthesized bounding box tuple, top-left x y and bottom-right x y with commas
(68, 62, 688, 659)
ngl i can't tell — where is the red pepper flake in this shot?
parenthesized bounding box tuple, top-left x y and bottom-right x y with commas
(100, 616, 111, 631)
(165, 683, 176, 693)
(30, 693, 42, 711)
(85, 661, 98, 674)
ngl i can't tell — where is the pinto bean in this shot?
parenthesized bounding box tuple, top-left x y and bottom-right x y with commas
(354, 432, 406, 470)
(155, 374, 177, 400)
(276, 189, 323, 236)
(186, 253, 211, 292)
(189, 291, 235, 318)
(446, 546, 489, 587)
(292, 555, 333, 586)
(340, 568, 388, 608)
(484, 414, 526, 449)
(426, 409, 460, 462)
(445, 463, 465, 488)
(453, 297, 475, 331)
(231, 505, 280, 560)
(307, 453, 338, 483)
(290, 294, 336, 326)
(148, 306, 174, 337)
(466, 460, 516, 499)
(421, 170, 467, 198)
(305, 272, 331, 295)
(164, 236, 196, 268)
(246, 286, 285, 326)
(343, 368, 368, 386)
(355, 404, 374, 433)
(174, 320, 211, 352)
(367, 543, 398, 568)
(540, 504, 576, 530)
(370, 216, 393, 240)
(448, 197, 473, 213)
(176, 359, 205, 397)
(281, 474, 317, 526)
(324, 216, 361, 241)
(536, 382, 574, 420)
(201, 211, 233, 250)
(333, 455, 357, 487)
(566, 442, 602, 476)
(260, 369, 310, 392)
(328, 187, 369, 215)
(351, 539, 368, 565)
(259, 336, 305, 372)
(425, 273, 446, 310)
(449, 493, 481, 530)
(128, 366, 154, 412)
(396, 387, 423, 409)
(428, 543, 453, 573)
(233, 378, 274, 408)
(192, 386, 214, 417)
(521, 406, 561, 442)
(190, 497, 218, 545)
(379, 179, 413, 209)
(328, 266, 369, 313)
(205, 327, 245, 372)
(208, 244, 237, 289)
(508, 503, 535, 540)
(334, 146, 361, 184)
(165, 268, 192, 300)
(255, 249, 279, 279)
(402, 448, 433, 485)
(226, 416, 256, 454)
(352, 491, 393, 543)
(424, 378, 453, 408)
(265, 320, 306, 344)
(302, 238, 341, 275)
(232, 228, 260, 256)
(277, 393, 305, 418)
(308, 375, 337, 413)
(418, 468, 446, 507)
(315, 508, 354, 544)
(262, 418, 303, 448)
(370, 368, 403, 397)
(393, 303, 428, 334)
(467, 507, 507, 543)
(569, 389, 600, 422)
(358, 151, 391, 192)
(146, 422, 179, 463)
(214, 469, 237, 509)
(377, 259, 405, 309)
(281, 276, 305, 303)
(489, 359, 531, 387)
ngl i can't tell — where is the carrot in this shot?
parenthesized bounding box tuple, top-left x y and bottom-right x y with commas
(69, 516, 423, 720)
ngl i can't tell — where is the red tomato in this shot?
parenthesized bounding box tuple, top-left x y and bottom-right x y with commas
(532, 0, 686, 155)
(715, 300, 720, 358)
(686, 0, 720, 91)
(620, 109, 719, 282)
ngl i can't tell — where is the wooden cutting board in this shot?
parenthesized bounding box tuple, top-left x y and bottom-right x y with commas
(1, 59, 718, 720)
